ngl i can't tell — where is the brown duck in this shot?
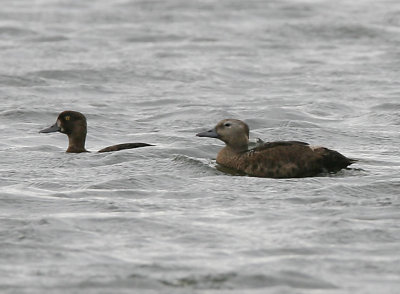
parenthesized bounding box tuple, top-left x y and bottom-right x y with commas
(40, 110, 153, 153)
(196, 119, 356, 178)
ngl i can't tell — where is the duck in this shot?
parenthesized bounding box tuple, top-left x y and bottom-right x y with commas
(40, 110, 153, 153)
(196, 119, 356, 178)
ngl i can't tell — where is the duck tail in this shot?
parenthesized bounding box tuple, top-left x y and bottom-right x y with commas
(320, 148, 356, 171)
(349, 158, 358, 164)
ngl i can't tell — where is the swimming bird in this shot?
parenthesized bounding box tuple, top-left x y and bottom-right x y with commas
(40, 110, 153, 153)
(196, 119, 356, 178)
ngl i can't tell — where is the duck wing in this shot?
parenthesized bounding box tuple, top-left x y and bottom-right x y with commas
(238, 143, 320, 177)
(250, 140, 309, 152)
(242, 143, 355, 177)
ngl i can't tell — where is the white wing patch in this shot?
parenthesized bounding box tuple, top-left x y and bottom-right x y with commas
(310, 145, 323, 151)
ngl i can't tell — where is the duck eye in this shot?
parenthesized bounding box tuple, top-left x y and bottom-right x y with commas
(65, 116, 70, 121)
(224, 123, 231, 127)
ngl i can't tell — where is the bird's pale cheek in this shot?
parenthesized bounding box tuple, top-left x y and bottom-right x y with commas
(56, 120, 65, 133)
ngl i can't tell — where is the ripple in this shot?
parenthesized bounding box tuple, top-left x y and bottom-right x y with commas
(31, 35, 69, 43)
(0, 74, 47, 87)
(162, 271, 336, 290)
(0, 26, 37, 37)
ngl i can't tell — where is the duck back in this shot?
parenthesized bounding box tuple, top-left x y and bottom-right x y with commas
(217, 141, 354, 178)
(98, 143, 154, 153)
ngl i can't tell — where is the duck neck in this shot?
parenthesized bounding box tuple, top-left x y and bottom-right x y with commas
(66, 129, 87, 153)
(225, 143, 248, 154)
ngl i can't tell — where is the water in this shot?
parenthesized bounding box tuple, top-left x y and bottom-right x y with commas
(1, 0, 400, 293)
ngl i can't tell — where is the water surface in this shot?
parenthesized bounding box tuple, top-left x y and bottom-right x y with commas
(1, 0, 400, 293)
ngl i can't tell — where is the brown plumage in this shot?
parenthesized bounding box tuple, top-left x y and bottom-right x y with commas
(40, 110, 153, 153)
(196, 119, 356, 178)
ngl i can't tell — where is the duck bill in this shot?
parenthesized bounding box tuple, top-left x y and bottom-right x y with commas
(196, 128, 219, 138)
(39, 123, 61, 133)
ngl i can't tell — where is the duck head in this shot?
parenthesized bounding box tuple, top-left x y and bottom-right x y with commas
(40, 110, 88, 153)
(196, 119, 250, 152)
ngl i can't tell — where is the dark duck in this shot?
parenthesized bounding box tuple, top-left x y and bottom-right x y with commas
(196, 119, 356, 178)
(40, 111, 153, 153)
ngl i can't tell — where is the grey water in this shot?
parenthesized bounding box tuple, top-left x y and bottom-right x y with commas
(1, 0, 400, 293)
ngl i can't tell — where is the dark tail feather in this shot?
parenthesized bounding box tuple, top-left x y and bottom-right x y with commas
(98, 143, 154, 153)
(321, 148, 356, 172)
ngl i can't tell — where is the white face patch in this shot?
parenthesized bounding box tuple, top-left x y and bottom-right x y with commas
(57, 119, 65, 132)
